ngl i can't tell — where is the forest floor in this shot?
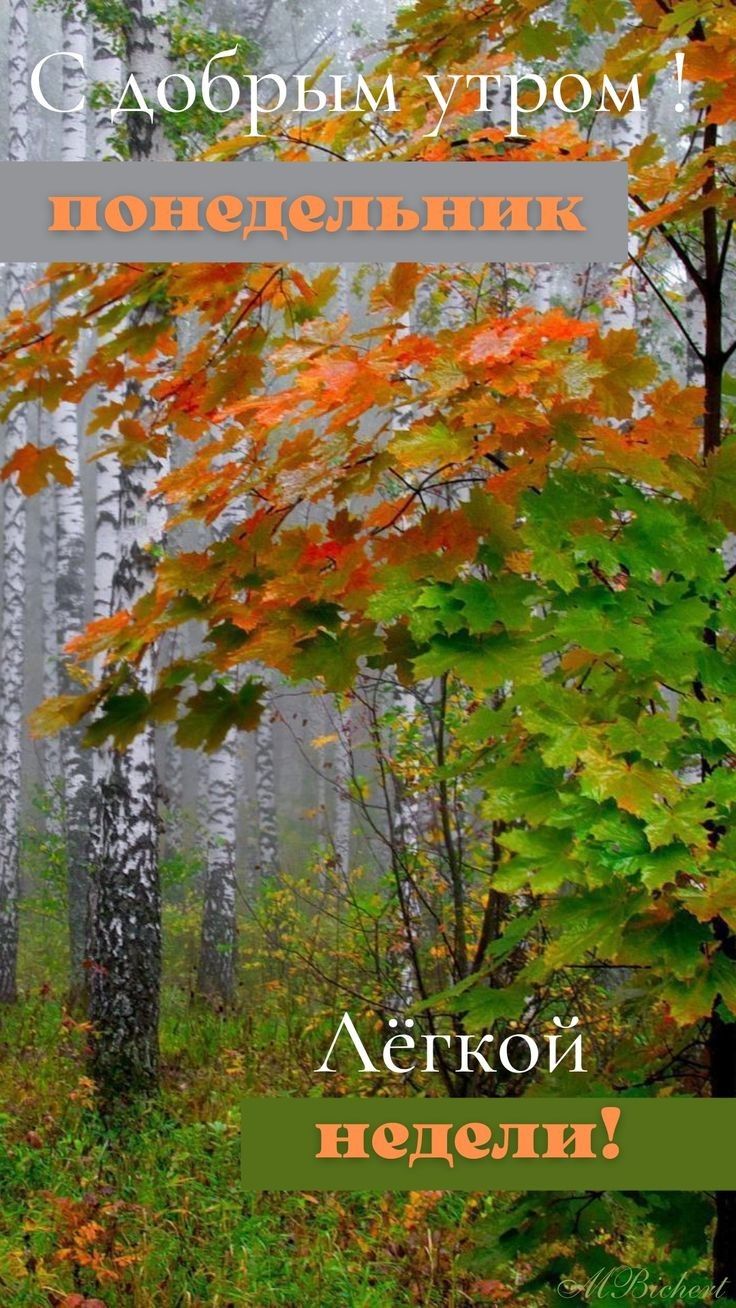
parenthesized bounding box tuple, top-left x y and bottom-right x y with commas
(0, 922, 489, 1307)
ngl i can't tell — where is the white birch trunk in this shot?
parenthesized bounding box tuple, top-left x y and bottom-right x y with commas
(0, 0, 29, 1003)
(91, 21, 123, 610)
(330, 266, 353, 876)
(534, 264, 555, 313)
(386, 300, 428, 1007)
(198, 731, 238, 1004)
(90, 453, 168, 1092)
(90, 24, 122, 849)
(123, 0, 172, 164)
(162, 663, 184, 852)
(681, 90, 706, 387)
(92, 21, 121, 162)
(255, 680, 278, 879)
(88, 0, 171, 1096)
(391, 686, 423, 1010)
(39, 413, 62, 798)
(198, 495, 240, 1003)
(55, 10, 92, 1000)
(604, 111, 645, 332)
(333, 705, 352, 876)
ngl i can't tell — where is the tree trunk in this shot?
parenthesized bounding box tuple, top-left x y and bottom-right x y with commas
(329, 268, 355, 879)
(710, 927, 736, 1290)
(391, 685, 425, 1009)
(197, 496, 240, 1005)
(692, 108, 736, 1284)
(534, 264, 554, 313)
(56, 8, 93, 1005)
(88, 0, 171, 1101)
(197, 733, 238, 1005)
(333, 704, 352, 876)
(124, 0, 171, 163)
(39, 414, 62, 798)
(92, 20, 121, 161)
(89, 452, 168, 1098)
(255, 683, 278, 879)
(604, 109, 645, 333)
(162, 717, 184, 857)
(88, 16, 123, 972)
(0, 0, 29, 1004)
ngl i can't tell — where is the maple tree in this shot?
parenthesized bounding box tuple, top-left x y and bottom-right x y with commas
(0, 0, 735, 1294)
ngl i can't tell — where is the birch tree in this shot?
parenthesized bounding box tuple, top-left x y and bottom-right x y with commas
(54, 9, 93, 1002)
(0, 0, 30, 1004)
(87, 11, 122, 1017)
(91, 18, 122, 640)
(603, 101, 646, 332)
(332, 705, 352, 876)
(197, 494, 241, 1005)
(87, 0, 172, 1098)
(255, 697, 279, 880)
(39, 414, 62, 798)
(197, 732, 239, 1004)
(329, 264, 353, 877)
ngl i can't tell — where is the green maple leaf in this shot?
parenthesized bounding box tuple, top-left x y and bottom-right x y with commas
(568, 0, 626, 33)
(514, 19, 562, 59)
(175, 681, 264, 752)
(84, 691, 150, 749)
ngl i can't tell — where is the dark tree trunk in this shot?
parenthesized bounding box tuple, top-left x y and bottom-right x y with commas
(685, 90, 736, 1285)
(89, 729, 162, 1099)
(710, 1007, 736, 1291)
(88, 445, 167, 1100)
(711, 923, 736, 1293)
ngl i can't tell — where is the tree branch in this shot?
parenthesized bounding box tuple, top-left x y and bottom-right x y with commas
(632, 195, 706, 293)
(631, 255, 704, 361)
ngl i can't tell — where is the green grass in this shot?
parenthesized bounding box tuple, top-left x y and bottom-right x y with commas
(0, 970, 478, 1307)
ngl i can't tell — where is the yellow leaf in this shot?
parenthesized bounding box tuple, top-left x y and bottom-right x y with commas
(311, 733, 339, 749)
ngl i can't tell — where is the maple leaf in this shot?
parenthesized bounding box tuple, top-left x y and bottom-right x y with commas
(371, 263, 421, 316)
(30, 690, 103, 739)
(175, 681, 265, 752)
(1, 443, 74, 495)
(84, 692, 152, 750)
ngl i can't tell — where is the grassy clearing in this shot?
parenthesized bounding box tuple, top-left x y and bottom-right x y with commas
(0, 923, 483, 1307)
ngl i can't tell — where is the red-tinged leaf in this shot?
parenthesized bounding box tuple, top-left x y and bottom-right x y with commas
(1, 443, 74, 495)
(66, 612, 132, 660)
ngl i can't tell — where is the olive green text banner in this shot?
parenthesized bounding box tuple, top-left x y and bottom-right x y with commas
(242, 1097, 736, 1190)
